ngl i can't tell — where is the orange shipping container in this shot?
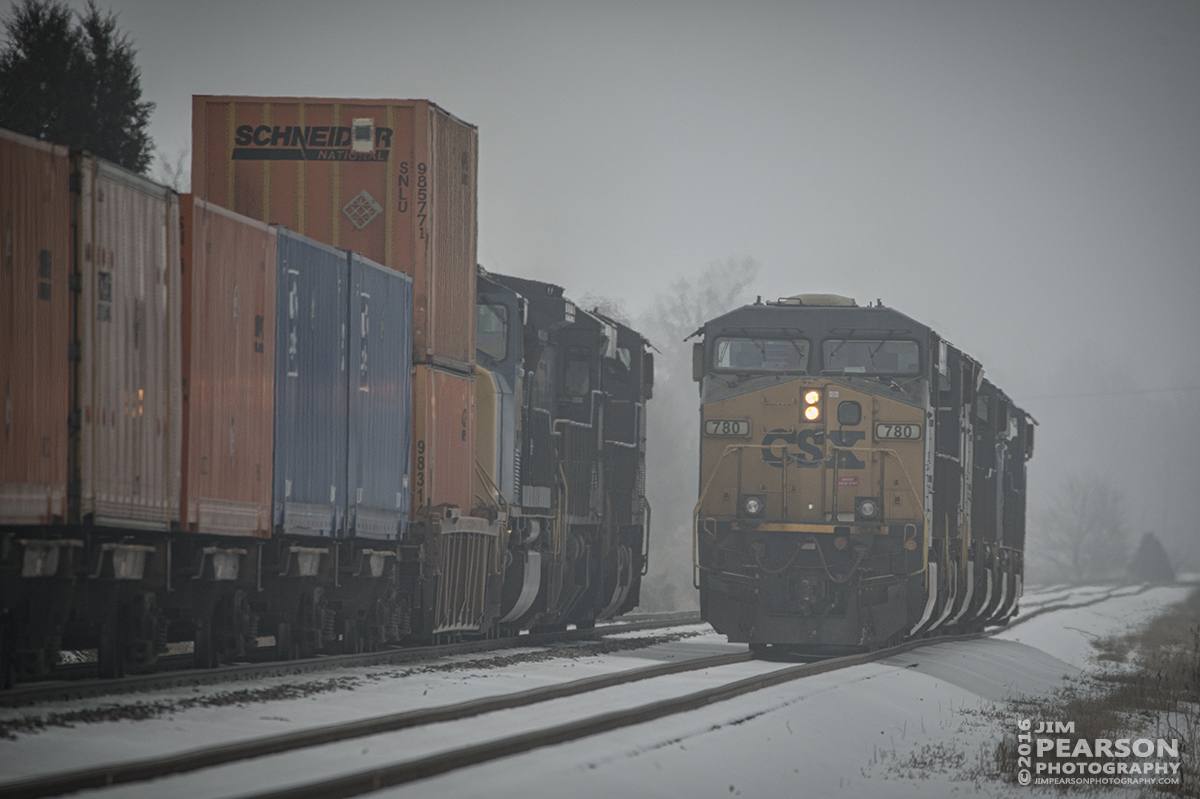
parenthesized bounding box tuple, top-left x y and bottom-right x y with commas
(191, 96, 477, 372)
(179, 196, 276, 536)
(0, 128, 71, 524)
(412, 365, 475, 514)
(76, 155, 182, 529)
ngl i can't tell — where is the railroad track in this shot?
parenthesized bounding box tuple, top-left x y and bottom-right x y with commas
(0, 612, 701, 709)
(0, 585, 1160, 799)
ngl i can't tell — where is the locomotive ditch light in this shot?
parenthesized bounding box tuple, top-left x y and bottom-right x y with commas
(855, 497, 880, 520)
(742, 494, 766, 517)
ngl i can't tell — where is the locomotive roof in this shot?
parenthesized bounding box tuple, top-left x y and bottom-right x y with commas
(702, 301, 934, 342)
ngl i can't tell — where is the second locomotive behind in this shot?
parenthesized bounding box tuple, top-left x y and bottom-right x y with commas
(692, 294, 1033, 654)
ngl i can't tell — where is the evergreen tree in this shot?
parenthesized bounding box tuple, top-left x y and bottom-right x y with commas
(0, 0, 154, 173)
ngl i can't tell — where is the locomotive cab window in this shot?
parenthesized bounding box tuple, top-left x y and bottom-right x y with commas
(713, 337, 809, 373)
(564, 347, 591, 397)
(477, 304, 507, 361)
(822, 339, 919, 375)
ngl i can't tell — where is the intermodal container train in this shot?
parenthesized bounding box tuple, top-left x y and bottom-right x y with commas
(691, 294, 1032, 654)
(0, 99, 653, 684)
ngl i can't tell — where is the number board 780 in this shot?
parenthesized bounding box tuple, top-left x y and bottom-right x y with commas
(705, 419, 750, 437)
(875, 423, 921, 440)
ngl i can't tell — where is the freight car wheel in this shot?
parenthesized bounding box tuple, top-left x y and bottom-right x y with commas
(193, 618, 219, 669)
(275, 623, 296, 660)
(97, 616, 127, 679)
(0, 618, 14, 690)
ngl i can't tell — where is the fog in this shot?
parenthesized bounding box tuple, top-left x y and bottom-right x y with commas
(23, 0, 1199, 600)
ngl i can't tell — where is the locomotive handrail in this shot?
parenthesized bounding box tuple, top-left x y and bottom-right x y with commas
(641, 497, 651, 576)
(692, 443, 769, 588)
(826, 443, 931, 589)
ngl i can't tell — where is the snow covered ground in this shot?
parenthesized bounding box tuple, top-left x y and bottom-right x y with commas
(0, 584, 1191, 798)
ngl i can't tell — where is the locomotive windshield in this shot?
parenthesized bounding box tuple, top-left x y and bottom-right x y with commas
(714, 337, 809, 372)
(822, 339, 920, 375)
(477, 304, 507, 361)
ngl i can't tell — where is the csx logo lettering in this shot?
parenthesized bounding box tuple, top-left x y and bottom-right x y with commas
(761, 429, 866, 469)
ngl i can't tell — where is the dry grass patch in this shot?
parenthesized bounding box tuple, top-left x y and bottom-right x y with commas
(993, 587, 1200, 795)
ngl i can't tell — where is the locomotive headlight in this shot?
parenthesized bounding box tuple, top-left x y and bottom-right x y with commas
(804, 390, 821, 405)
(804, 405, 821, 421)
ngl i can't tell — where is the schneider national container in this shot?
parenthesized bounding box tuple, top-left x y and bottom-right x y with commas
(180, 195, 277, 537)
(272, 228, 348, 537)
(191, 96, 478, 372)
(348, 253, 412, 540)
(0, 128, 72, 525)
(76, 154, 182, 529)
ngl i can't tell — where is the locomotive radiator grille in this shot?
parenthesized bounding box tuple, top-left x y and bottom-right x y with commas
(433, 518, 499, 634)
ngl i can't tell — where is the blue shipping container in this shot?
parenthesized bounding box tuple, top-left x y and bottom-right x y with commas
(348, 253, 413, 540)
(272, 229, 348, 537)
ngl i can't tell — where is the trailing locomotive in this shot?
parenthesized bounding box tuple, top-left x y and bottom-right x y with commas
(0, 104, 654, 685)
(692, 294, 1032, 654)
(477, 269, 652, 632)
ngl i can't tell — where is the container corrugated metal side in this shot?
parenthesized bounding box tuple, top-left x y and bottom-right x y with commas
(180, 195, 276, 537)
(190, 96, 478, 371)
(429, 108, 477, 369)
(0, 128, 71, 524)
(412, 365, 474, 514)
(348, 253, 412, 540)
(272, 228, 348, 537)
(76, 156, 182, 529)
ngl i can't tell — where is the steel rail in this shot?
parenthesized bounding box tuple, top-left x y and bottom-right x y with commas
(233, 632, 994, 799)
(0, 612, 702, 709)
(0, 586, 1158, 799)
(225, 585, 1161, 799)
(0, 649, 750, 799)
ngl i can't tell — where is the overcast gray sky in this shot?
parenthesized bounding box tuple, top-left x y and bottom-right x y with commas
(12, 0, 1199, 558)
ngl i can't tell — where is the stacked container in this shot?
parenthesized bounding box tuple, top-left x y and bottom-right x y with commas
(347, 251, 413, 539)
(191, 97, 477, 517)
(272, 229, 413, 539)
(0, 129, 71, 524)
(272, 229, 350, 538)
(75, 156, 182, 530)
(179, 196, 277, 536)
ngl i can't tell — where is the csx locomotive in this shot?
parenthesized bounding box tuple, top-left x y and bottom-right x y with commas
(692, 294, 1032, 654)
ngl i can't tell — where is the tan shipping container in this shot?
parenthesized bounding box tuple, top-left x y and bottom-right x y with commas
(191, 96, 477, 372)
(412, 365, 475, 514)
(180, 196, 276, 536)
(0, 128, 72, 524)
(76, 155, 182, 529)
